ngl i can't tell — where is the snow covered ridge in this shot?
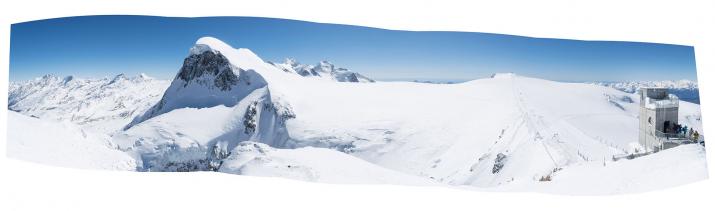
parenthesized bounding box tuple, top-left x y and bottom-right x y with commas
(590, 80, 700, 104)
(6, 37, 707, 194)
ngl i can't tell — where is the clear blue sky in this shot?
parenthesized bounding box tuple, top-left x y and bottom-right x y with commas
(10, 15, 698, 82)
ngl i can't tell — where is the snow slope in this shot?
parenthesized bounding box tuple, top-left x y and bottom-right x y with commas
(6, 37, 707, 194)
(117, 37, 705, 190)
(219, 142, 435, 185)
(496, 144, 708, 195)
(273, 74, 647, 187)
(7, 111, 137, 170)
(115, 86, 295, 171)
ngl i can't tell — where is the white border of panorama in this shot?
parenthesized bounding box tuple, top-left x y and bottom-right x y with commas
(1, 0, 714, 211)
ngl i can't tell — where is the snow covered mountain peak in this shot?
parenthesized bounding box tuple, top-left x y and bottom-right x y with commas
(190, 36, 267, 72)
(193, 36, 235, 54)
(126, 37, 275, 128)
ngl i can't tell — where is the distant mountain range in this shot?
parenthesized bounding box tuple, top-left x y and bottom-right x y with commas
(589, 80, 700, 104)
(268, 59, 374, 83)
(8, 73, 170, 133)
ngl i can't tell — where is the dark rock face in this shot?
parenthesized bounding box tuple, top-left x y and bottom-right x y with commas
(295, 68, 311, 77)
(176, 51, 238, 91)
(215, 68, 240, 91)
(261, 100, 297, 126)
(243, 102, 258, 134)
(139, 143, 212, 172)
(242, 99, 297, 135)
(492, 153, 508, 174)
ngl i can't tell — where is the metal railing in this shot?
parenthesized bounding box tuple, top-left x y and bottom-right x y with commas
(654, 130, 703, 142)
(654, 130, 688, 140)
(613, 152, 652, 161)
(653, 130, 702, 152)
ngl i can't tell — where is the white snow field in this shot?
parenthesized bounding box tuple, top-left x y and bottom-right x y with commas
(218, 142, 435, 185)
(7, 111, 136, 170)
(6, 37, 707, 194)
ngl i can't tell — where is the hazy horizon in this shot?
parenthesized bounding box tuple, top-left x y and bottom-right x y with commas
(10, 16, 698, 82)
(11, 72, 701, 85)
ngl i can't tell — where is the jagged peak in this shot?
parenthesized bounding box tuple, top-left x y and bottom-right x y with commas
(108, 73, 129, 84)
(113, 73, 128, 79)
